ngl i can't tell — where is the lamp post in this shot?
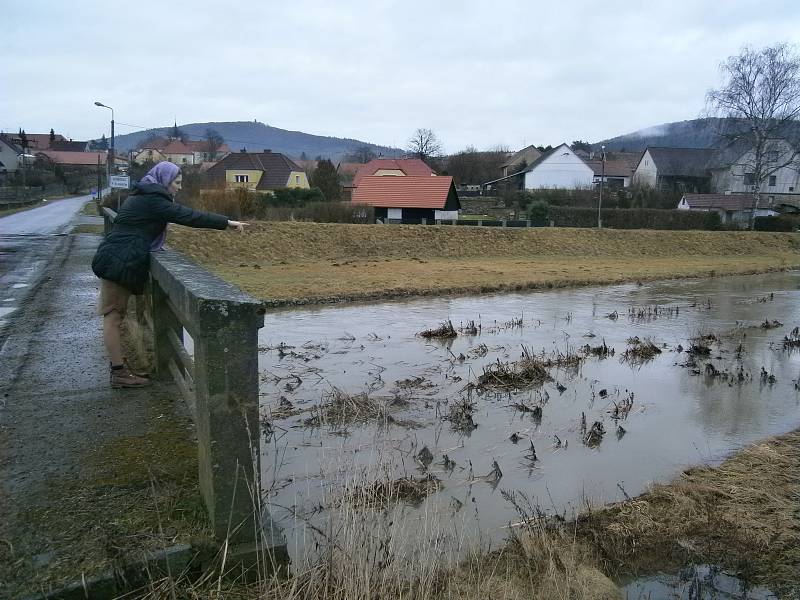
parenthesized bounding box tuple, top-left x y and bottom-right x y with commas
(597, 145, 606, 229)
(94, 101, 114, 201)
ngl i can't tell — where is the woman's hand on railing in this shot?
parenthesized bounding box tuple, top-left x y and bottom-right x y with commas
(227, 220, 249, 233)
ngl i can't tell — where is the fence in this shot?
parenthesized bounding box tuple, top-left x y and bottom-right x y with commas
(386, 218, 533, 227)
(103, 208, 286, 568)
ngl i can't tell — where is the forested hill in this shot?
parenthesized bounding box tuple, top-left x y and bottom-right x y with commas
(594, 118, 729, 151)
(111, 121, 401, 162)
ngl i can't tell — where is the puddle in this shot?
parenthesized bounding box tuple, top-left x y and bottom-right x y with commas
(257, 271, 800, 565)
(11, 283, 28, 289)
(0, 307, 17, 318)
(623, 565, 778, 599)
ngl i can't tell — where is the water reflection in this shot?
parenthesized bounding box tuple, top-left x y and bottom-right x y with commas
(258, 272, 800, 563)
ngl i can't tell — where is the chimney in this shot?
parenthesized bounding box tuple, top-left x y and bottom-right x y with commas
(263, 149, 271, 153)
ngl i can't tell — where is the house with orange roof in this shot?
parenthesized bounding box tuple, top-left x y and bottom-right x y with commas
(35, 150, 108, 167)
(133, 137, 231, 166)
(352, 158, 435, 186)
(352, 176, 460, 222)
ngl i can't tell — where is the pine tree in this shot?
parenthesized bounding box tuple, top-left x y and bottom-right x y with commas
(310, 159, 341, 201)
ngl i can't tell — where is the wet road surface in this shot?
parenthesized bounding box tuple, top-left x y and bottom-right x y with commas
(0, 195, 93, 345)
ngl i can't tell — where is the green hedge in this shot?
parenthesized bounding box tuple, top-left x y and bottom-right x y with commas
(753, 215, 800, 231)
(546, 206, 718, 230)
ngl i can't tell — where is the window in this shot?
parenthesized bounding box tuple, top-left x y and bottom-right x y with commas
(182, 158, 187, 164)
(766, 151, 779, 163)
(769, 175, 776, 186)
(743, 173, 755, 186)
(790, 186, 795, 192)
(235, 174, 249, 183)
(768, 196, 775, 204)
(295, 175, 300, 184)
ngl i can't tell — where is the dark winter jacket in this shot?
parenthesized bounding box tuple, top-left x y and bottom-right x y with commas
(92, 182, 229, 294)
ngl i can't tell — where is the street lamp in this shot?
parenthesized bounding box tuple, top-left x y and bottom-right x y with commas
(597, 145, 606, 229)
(94, 101, 114, 199)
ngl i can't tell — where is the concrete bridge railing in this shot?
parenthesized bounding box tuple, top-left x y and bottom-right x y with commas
(103, 208, 286, 569)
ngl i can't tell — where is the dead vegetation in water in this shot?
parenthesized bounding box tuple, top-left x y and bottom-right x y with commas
(581, 339, 614, 359)
(305, 388, 385, 426)
(476, 357, 553, 391)
(784, 326, 800, 349)
(444, 397, 478, 432)
(621, 337, 662, 365)
(575, 429, 800, 596)
(761, 318, 784, 330)
(347, 474, 442, 509)
(419, 320, 457, 339)
(686, 332, 718, 357)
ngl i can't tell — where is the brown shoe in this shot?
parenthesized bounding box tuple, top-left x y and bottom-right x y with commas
(123, 359, 151, 379)
(111, 366, 151, 388)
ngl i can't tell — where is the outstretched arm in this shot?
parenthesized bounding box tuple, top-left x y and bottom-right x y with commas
(150, 198, 230, 230)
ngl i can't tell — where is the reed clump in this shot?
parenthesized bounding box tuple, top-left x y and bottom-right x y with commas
(621, 337, 662, 364)
(419, 320, 458, 339)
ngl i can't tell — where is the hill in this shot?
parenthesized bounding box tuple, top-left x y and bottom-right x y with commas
(593, 118, 730, 151)
(110, 121, 401, 162)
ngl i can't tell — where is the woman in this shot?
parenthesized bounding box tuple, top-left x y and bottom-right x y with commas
(92, 161, 247, 388)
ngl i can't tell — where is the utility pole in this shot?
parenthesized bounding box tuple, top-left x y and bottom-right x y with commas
(94, 101, 114, 204)
(597, 145, 606, 229)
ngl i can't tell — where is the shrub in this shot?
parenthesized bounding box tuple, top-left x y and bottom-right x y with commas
(527, 201, 549, 226)
(754, 215, 800, 231)
(185, 189, 372, 223)
(548, 207, 715, 230)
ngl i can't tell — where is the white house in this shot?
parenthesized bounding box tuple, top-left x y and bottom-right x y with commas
(0, 136, 21, 175)
(523, 144, 594, 189)
(708, 139, 800, 204)
(632, 147, 716, 192)
(677, 193, 778, 226)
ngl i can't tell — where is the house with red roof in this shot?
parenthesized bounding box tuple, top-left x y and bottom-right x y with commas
(351, 158, 435, 187)
(352, 176, 460, 222)
(133, 137, 231, 166)
(35, 150, 108, 167)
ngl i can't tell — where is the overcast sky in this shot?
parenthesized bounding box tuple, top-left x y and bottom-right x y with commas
(3, 1, 799, 153)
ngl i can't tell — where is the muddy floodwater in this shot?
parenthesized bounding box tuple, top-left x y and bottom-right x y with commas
(257, 271, 800, 565)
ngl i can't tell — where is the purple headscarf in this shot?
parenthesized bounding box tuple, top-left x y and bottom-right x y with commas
(139, 161, 180, 252)
(139, 161, 180, 187)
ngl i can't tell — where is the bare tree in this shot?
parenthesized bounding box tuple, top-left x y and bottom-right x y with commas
(407, 128, 442, 165)
(707, 43, 800, 229)
(446, 145, 509, 186)
(344, 144, 377, 163)
(205, 128, 225, 159)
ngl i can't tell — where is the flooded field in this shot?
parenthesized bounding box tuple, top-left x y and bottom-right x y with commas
(257, 271, 800, 567)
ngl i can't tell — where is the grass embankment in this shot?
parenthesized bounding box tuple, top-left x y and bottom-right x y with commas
(168, 222, 800, 305)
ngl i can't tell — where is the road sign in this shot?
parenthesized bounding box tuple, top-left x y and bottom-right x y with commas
(110, 175, 130, 189)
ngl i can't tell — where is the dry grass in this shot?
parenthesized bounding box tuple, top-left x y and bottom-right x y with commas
(306, 388, 385, 427)
(576, 429, 800, 595)
(621, 337, 662, 364)
(477, 357, 553, 390)
(167, 223, 800, 304)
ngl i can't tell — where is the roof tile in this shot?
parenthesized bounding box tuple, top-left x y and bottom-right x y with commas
(352, 176, 455, 209)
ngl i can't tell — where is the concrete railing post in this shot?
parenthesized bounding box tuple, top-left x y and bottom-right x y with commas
(526, 220, 531, 228)
(502, 220, 507, 227)
(192, 303, 263, 546)
(150, 281, 183, 382)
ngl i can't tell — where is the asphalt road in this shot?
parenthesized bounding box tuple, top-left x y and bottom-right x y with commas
(0, 194, 97, 347)
(0, 194, 93, 235)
